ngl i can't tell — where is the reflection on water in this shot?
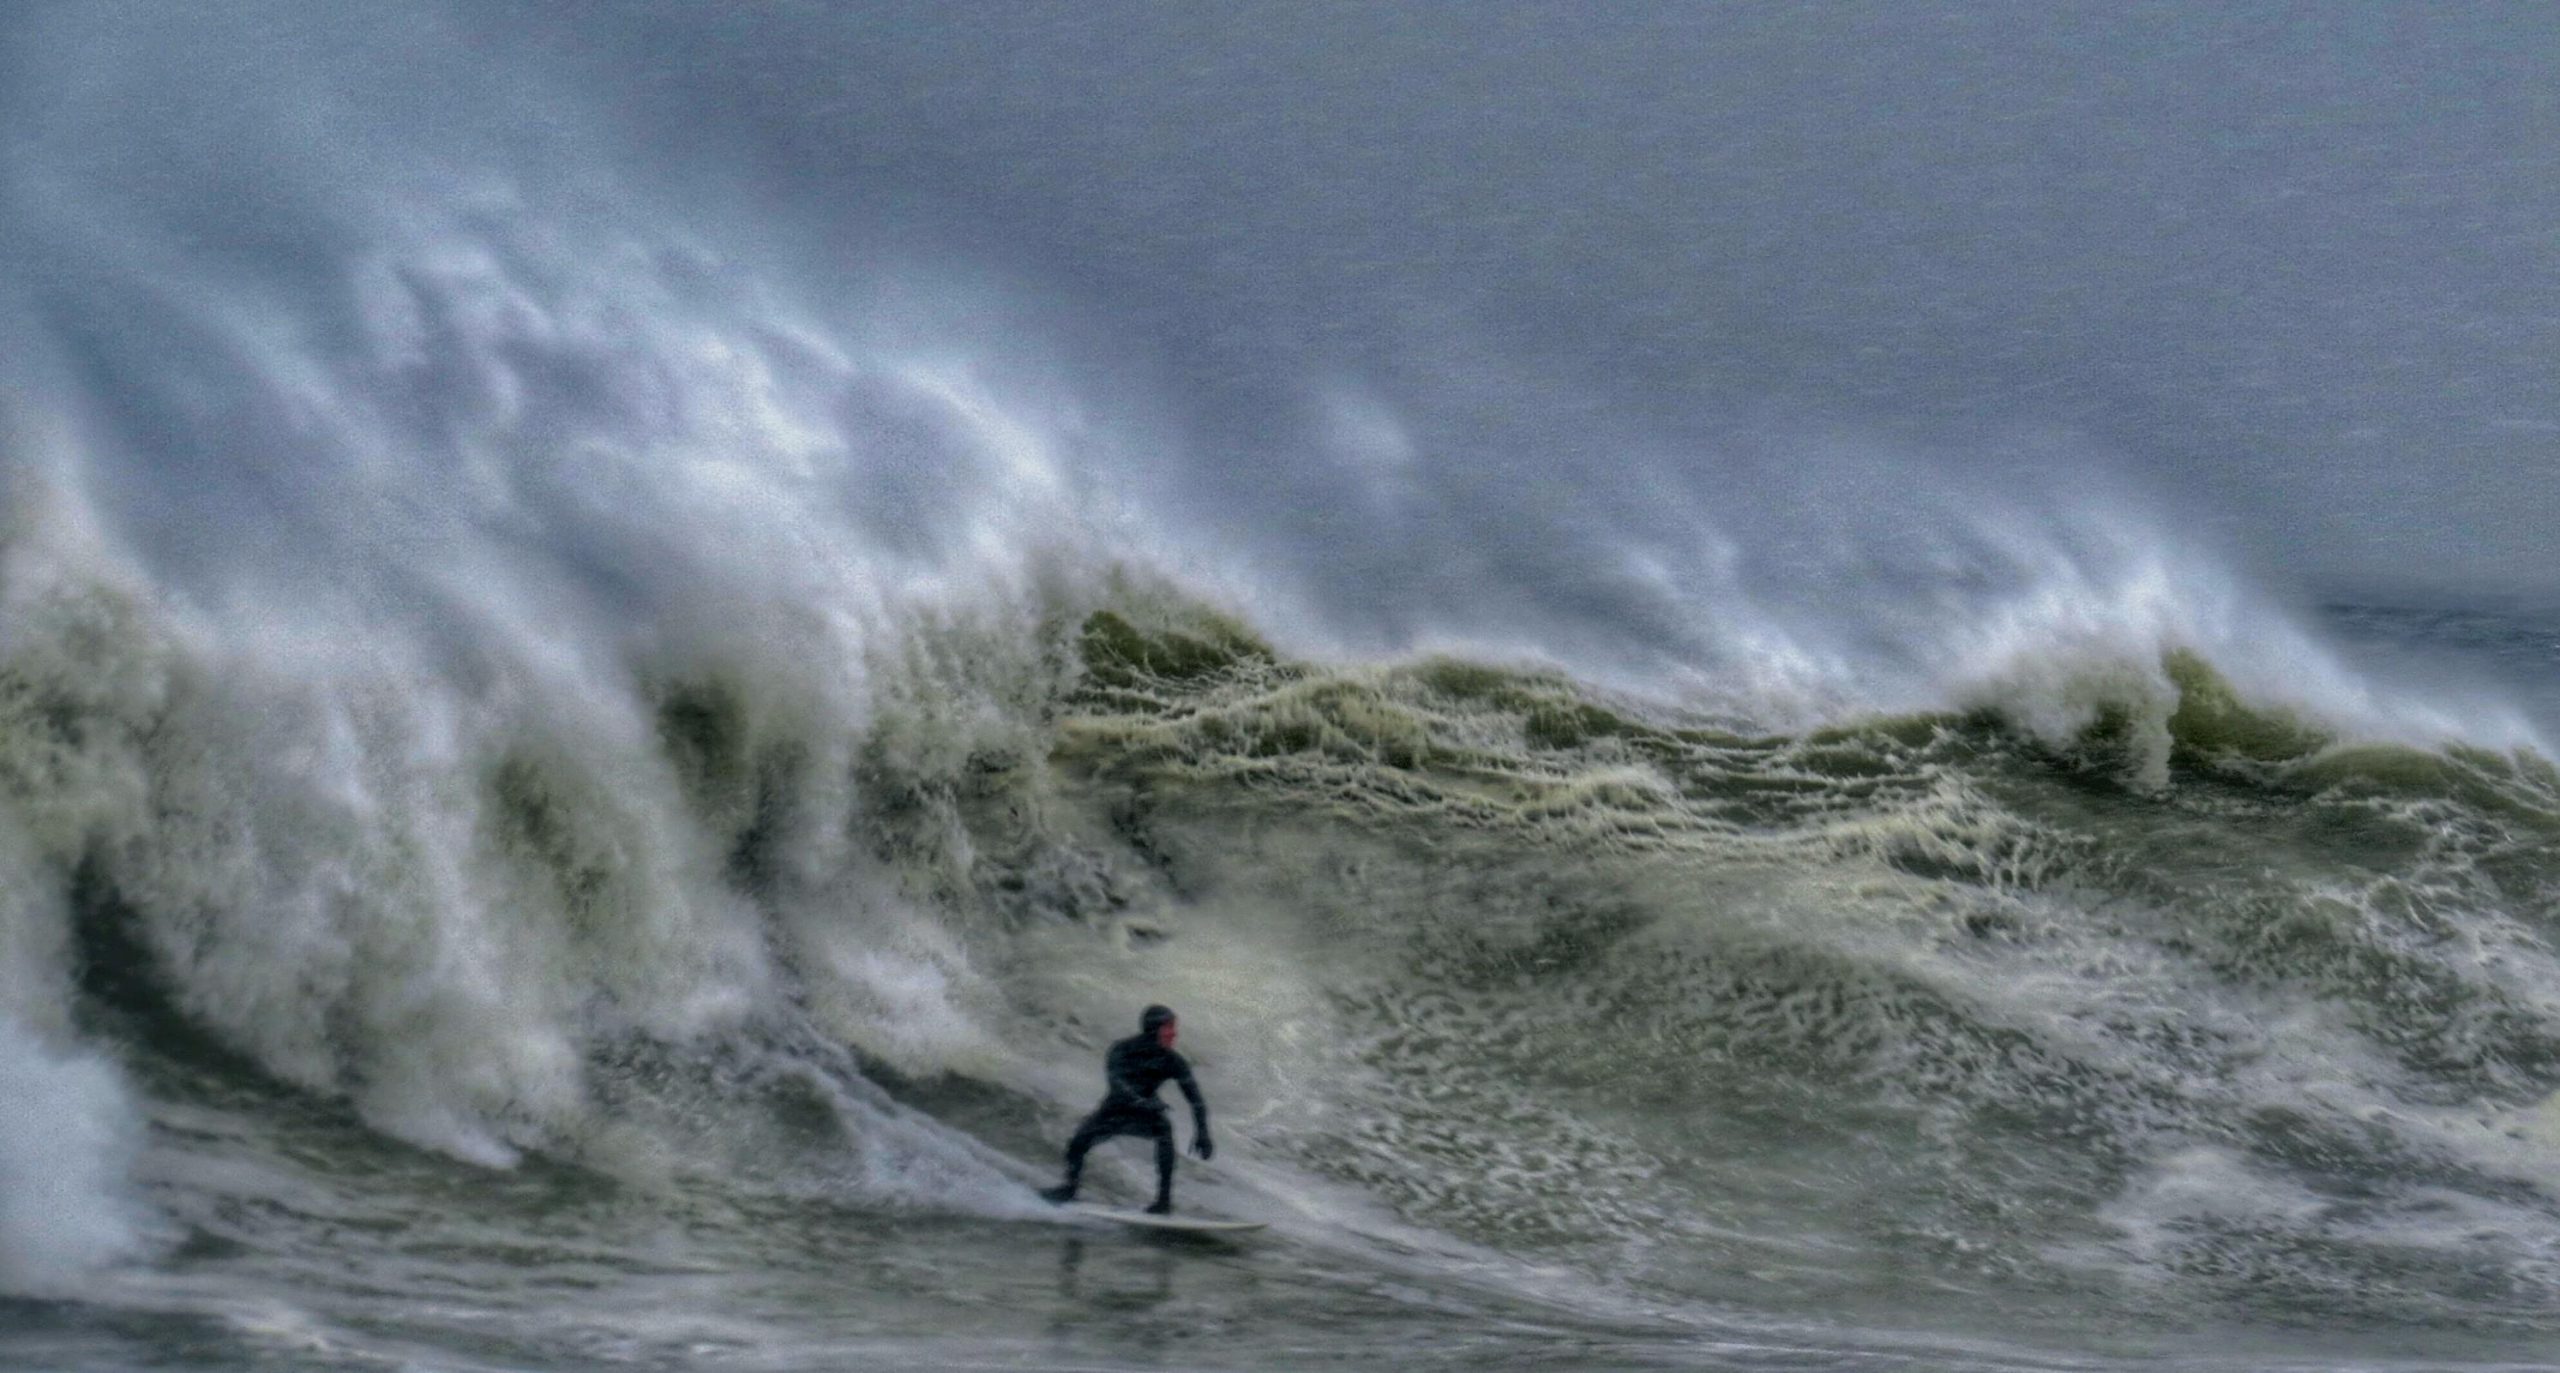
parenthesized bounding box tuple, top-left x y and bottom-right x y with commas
(1051, 1237, 1178, 1358)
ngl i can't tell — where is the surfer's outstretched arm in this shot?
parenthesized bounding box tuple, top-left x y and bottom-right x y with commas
(1174, 1056, 1213, 1160)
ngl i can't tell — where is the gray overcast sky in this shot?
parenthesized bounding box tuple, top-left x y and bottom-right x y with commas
(584, 0, 2558, 605)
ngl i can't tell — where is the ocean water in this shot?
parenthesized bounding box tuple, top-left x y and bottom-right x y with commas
(4, 4, 2557, 1370)
(4, 578, 2556, 1371)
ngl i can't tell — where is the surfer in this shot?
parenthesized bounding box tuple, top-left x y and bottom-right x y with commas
(1041, 1004, 1213, 1214)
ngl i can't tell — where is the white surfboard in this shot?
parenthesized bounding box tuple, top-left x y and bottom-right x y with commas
(1064, 1202, 1266, 1234)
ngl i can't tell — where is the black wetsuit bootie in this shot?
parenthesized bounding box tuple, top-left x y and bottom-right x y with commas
(1040, 1185, 1076, 1205)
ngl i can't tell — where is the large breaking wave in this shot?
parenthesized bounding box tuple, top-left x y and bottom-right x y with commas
(3, 4, 2557, 1357)
(7, 400, 2560, 1336)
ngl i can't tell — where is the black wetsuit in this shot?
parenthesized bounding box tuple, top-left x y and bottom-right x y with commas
(1053, 1032, 1209, 1209)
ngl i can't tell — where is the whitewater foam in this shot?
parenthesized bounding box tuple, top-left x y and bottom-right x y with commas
(0, 1016, 150, 1296)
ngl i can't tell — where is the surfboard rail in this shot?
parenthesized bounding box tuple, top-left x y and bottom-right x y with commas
(1062, 1202, 1266, 1234)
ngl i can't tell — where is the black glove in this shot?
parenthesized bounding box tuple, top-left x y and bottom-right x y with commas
(1190, 1134, 1214, 1162)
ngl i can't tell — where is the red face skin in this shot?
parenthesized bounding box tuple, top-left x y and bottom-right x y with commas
(1156, 1017, 1178, 1049)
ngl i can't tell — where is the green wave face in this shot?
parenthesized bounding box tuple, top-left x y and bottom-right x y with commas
(951, 603, 2560, 1334)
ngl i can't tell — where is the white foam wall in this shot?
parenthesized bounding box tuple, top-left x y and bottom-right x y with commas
(0, 1015, 147, 1296)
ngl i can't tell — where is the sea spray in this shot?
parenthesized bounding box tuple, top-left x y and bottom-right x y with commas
(0, 1015, 148, 1296)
